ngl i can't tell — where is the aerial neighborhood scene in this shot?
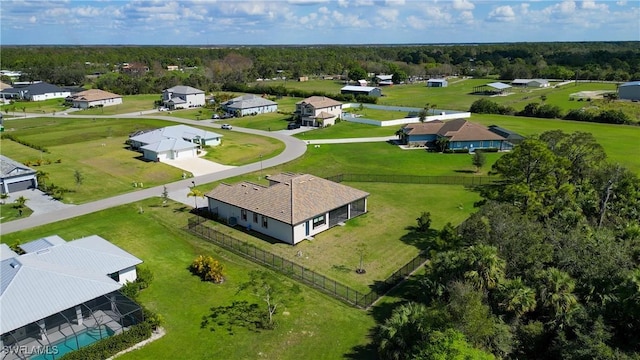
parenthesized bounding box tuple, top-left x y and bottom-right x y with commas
(1, 0, 640, 359)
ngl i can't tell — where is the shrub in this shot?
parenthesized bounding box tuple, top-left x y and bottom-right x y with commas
(190, 255, 225, 283)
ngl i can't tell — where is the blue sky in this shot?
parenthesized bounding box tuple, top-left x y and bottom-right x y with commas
(1, 0, 638, 45)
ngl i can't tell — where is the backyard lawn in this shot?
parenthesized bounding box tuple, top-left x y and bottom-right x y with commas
(0, 199, 376, 360)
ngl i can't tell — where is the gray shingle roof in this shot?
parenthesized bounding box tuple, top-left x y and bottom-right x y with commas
(206, 173, 369, 225)
(224, 94, 277, 110)
(0, 155, 35, 178)
(164, 85, 204, 95)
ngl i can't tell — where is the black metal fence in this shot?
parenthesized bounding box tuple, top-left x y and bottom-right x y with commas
(186, 217, 427, 309)
(324, 173, 496, 186)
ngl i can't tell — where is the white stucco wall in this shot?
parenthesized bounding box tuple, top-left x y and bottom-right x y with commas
(30, 91, 71, 101)
(74, 97, 123, 109)
(118, 266, 138, 284)
(185, 93, 205, 107)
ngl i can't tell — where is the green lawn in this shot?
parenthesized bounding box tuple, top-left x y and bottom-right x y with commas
(295, 121, 397, 139)
(75, 94, 159, 115)
(0, 117, 285, 203)
(0, 199, 376, 360)
(0, 98, 71, 115)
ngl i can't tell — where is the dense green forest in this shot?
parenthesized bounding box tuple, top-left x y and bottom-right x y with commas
(1, 42, 638, 93)
(374, 131, 640, 359)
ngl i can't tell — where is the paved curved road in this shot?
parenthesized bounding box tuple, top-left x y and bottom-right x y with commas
(1, 113, 308, 235)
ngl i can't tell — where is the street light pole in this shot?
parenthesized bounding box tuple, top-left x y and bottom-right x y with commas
(191, 181, 197, 209)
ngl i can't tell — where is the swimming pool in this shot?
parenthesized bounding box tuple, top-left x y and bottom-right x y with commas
(30, 326, 115, 360)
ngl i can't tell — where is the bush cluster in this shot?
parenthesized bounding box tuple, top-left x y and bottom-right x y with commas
(120, 266, 154, 299)
(190, 255, 225, 283)
(59, 321, 153, 360)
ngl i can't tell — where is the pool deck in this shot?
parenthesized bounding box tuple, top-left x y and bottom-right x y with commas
(2, 310, 123, 360)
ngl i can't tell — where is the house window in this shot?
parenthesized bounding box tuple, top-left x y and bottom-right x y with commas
(241, 209, 247, 221)
(253, 212, 258, 223)
(262, 216, 268, 228)
(312, 214, 326, 228)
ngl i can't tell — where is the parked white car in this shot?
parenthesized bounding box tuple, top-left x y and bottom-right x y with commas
(221, 124, 232, 130)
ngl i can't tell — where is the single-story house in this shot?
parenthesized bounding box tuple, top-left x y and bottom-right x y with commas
(128, 124, 223, 162)
(162, 85, 205, 110)
(0, 235, 144, 358)
(618, 81, 640, 101)
(340, 85, 382, 97)
(206, 173, 369, 245)
(66, 89, 123, 109)
(0, 155, 37, 194)
(511, 79, 550, 88)
(294, 96, 343, 127)
(0, 82, 71, 101)
(427, 79, 448, 87)
(222, 94, 278, 117)
(399, 118, 514, 151)
(488, 125, 525, 145)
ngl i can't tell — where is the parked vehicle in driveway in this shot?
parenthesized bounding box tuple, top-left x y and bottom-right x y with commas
(221, 124, 232, 130)
(287, 122, 301, 130)
(211, 114, 220, 119)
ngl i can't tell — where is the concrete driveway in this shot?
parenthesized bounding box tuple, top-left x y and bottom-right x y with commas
(162, 156, 235, 177)
(4, 189, 75, 216)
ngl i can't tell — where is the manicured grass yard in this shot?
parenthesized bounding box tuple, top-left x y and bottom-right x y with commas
(0, 117, 285, 203)
(0, 200, 376, 360)
(0, 98, 70, 115)
(75, 94, 160, 115)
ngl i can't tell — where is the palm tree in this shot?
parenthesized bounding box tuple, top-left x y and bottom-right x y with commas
(464, 244, 506, 291)
(435, 137, 450, 152)
(499, 277, 537, 318)
(187, 186, 204, 210)
(36, 170, 49, 191)
(0, 193, 8, 205)
(14, 196, 28, 210)
(537, 267, 578, 326)
(375, 302, 428, 360)
(418, 109, 428, 123)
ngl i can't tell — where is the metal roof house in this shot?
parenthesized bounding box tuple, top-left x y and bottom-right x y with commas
(340, 85, 382, 97)
(0, 155, 37, 194)
(0, 235, 144, 359)
(427, 79, 448, 87)
(222, 94, 278, 117)
(0, 82, 71, 102)
(511, 79, 550, 88)
(161, 85, 205, 110)
(128, 124, 223, 162)
(473, 82, 512, 95)
(206, 173, 369, 245)
(618, 81, 640, 101)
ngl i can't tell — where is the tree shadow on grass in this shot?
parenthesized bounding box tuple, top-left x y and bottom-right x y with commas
(173, 205, 190, 213)
(400, 228, 438, 252)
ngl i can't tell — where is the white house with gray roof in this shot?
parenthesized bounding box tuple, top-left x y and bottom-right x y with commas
(222, 94, 278, 117)
(1, 155, 37, 194)
(0, 235, 143, 358)
(0, 82, 71, 102)
(128, 124, 223, 162)
(206, 173, 369, 244)
(162, 85, 205, 109)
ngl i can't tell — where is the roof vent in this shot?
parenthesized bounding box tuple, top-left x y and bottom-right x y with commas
(36, 249, 51, 255)
(10, 262, 20, 269)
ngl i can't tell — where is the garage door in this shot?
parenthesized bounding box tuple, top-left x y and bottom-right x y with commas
(7, 179, 35, 193)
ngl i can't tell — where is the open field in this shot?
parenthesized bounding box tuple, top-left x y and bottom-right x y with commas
(74, 94, 159, 115)
(0, 117, 284, 203)
(0, 199, 376, 360)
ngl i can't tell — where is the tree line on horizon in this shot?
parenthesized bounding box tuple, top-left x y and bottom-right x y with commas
(1, 42, 638, 92)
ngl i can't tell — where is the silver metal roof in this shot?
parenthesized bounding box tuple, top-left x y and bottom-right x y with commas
(19, 235, 66, 253)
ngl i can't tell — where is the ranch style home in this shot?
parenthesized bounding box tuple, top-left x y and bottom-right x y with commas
(222, 94, 278, 117)
(294, 96, 343, 127)
(66, 89, 123, 109)
(0, 82, 71, 102)
(399, 118, 516, 151)
(161, 85, 205, 110)
(0, 155, 37, 194)
(128, 124, 223, 162)
(206, 173, 369, 245)
(0, 235, 144, 359)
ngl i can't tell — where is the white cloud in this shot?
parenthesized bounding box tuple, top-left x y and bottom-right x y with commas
(487, 5, 516, 22)
(377, 8, 399, 21)
(582, 0, 608, 11)
(452, 0, 474, 11)
(385, 0, 405, 6)
(406, 15, 426, 30)
(29, 16, 36, 23)
(459, 10, 474, 23)
(337, 0, 349, 7)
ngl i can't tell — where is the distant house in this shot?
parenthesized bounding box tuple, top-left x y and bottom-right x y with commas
(427, 79, 448, 87)
(618, 81, 640, 101)
(375, 75, 393, 86)
(340, 85, 382, 97)
(0, 82, 71, 101)
(0, 155, 37, 194)
(66, 89, 123, 109)
(295, 96, 343, 127)
(206, 173, 369, 245)
(129, 124, 223, 162)
(0, 235, 144, 359)
(166, 65, 179, 71)
(511, 79, 550, 88)
(399, 119, 514, 151)
(222, 94, 278, 117)
(162, 85, 205, 110)
(121, 62, 149, 75)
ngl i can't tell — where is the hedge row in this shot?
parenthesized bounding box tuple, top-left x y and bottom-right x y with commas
(59, 322, 153, 360)
(1, 133, 49, 153)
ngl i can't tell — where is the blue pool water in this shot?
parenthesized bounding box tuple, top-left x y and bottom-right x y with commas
(30, 327, 115, 360)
